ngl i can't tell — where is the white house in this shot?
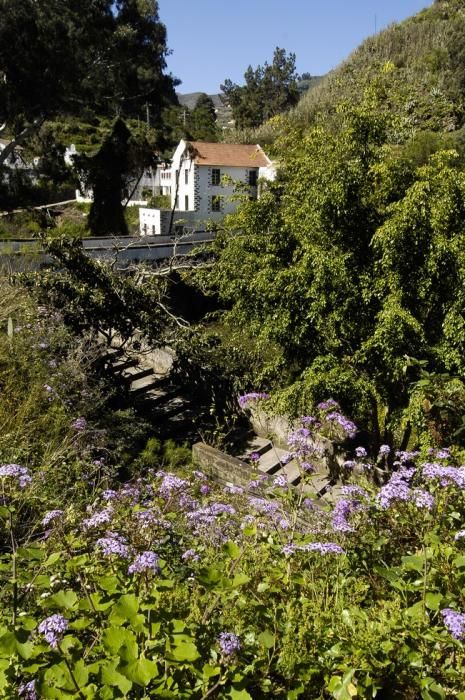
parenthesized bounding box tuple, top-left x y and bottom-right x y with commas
(139, 140, 276, 235)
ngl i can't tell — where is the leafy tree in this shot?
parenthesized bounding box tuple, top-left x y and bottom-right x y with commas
(0, 0, 178, 165)
(196, 91, 465, 448)
(188, 94, 218, 141)
(73, 118, 156, 236)
(221, 47, 299, 129)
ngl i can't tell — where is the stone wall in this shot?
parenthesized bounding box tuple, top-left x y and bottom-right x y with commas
(192, 442, 260, 487)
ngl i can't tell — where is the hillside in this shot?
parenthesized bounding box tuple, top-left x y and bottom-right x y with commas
(293, 0, 465, 134)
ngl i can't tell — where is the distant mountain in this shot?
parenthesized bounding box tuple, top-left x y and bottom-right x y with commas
(177, 77, 324, 133)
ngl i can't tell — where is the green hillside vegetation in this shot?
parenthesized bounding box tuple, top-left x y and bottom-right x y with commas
(295, 0, 465, 133)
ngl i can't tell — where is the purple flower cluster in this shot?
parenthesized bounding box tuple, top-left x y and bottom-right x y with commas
(71, 417, 87, 432)
(37, 614, 68, 648)
(218, 632, 241, 657)
(411, 489, 435, 510)
(158, 473, 188, 498)
(96, 533, 130, 559)
(441, 608, 465, 640)
(182, 548, 200, 562)
(377, 479, 411, 509)
(378, 444, 390, 456)
(284, 541, 345, 555)
(128, 551, 160, 575)
(18, 680, 37, 700)
(273, 474, 288, 488)
(341, 485, 370, 499)
(355, 447, 367, 458)
(455, 530, 465, 541)
(332, 498, 361, 533)
(422, 463, 465, 489)
(317, 399, 339, 411)
(0, 464, 32, 488)
(82, 507, 113, 530)
(325, 412, 357, 438)
(238, 392, 270, 409)
(41, 510, 64, 527)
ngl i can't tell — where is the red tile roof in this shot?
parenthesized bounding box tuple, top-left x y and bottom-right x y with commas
(187, 141, 270, 168)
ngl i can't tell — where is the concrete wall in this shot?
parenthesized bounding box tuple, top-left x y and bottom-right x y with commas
(192, 442, 259, 487)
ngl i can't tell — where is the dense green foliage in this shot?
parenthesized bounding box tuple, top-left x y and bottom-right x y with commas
(195, 87, 465, 448)
(186, 94, 219, 142)
(221, 48, 299, 130)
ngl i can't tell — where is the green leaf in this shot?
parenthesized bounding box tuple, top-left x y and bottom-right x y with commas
(120, 657, 159, 686)
(101, 660, 133, 694)
(227, 687, 252, 699)
(110, 594, 140, 623)
(425, 592, 442, 611)
(230, 573, 250, 588)
(401, 555, 424, 573)
(102, 626, 137, 654)
(168, 639, 200, 662)
(453, 555, 465, 569)
(287, 686, 305, 700)
(47, 589, 78, 610)
(258, 630, 275, 649)
(44, 552, 62, 567)
(224, 541, 241, 559)
(203, 664, 221, 680)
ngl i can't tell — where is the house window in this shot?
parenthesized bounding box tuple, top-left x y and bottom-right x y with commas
(175, 196, 179, 209)
(152, 225, 156, 235)
(211, 168, 220, 186)
(184, 168, 189, 185)
(248, 170, 258, 187)
(185, 195, 189, 210)
(211, 195, 222, 212)
(175, 170, 179, 183)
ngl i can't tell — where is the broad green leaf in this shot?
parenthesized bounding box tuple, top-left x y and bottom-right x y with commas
(203, 664, 221, 680)
(120, 657, 159, 686)
(110, 593, 140, 623)
(225, 541, 241, 559)
(168, 639, 200, 662)
(401, 555, 424, 573)
(230, 573, 250, 588)
(425, 592, 442, 611)
(453, 555, 465, 569)
(102, 626, 136, 654)
(47, 589, 78, 610)
(227, 687, 252, 699)
(258, 630, 275, 649)
(101, 659, 133, 694)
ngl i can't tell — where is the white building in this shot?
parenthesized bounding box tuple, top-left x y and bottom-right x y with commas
(140, 140, 275, 235)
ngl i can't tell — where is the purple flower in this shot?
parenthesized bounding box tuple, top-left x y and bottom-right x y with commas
(377, 480, 411, 509)
(325, 412, 357, 438)
(422, 463, 465, 489)
(455, 530, 465, 541)
(200, 484, 210, 495)
(96, 534, 130, 559)
(273, 474, 288, 488)
(378, 444, 390, 456)
(82, 507, 113, 530)
(301, 416, 318, 426)
(341, 485, 370, 499)
(317, 399, 339, 411)
(102, 489, 118, 501)
(343, 460, 356, 469)
(301, 461, 316, 472)
(182, 548, 200, 562)
(238, 392, 269, 409)
(355, 447, 367, 458)
(41, 510, 64, 527)
(303, 498, 314, 510)
(437, 449, 451, 460)
(332, 499, 359, 532)
(441, 608, 465, 640)
(279, 452, 293, 465)
(301, 542, 346, 555)
(18, 680, 37, 699)
(282, 543, 297, 555)
(218, 632, 241, 657)
(158, 473, 188, 498)
(395, 450, 419, 464)
(224, 484, 244, 495)
(249, 451, 260, 463)
(128, 551, 160, 575)
(0, 464, 32, 488)
(71, 417, 87, 432)
(43, 384, 54, 393)
(411, 489, 435, 510)
(37, 614, 68, 648)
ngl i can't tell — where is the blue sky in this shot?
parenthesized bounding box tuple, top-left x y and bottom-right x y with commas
(157, 0, 433, 94)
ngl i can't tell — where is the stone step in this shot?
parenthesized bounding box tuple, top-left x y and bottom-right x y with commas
(237, 436, 272, 460)
(257, 447, 288, 475)
(129, 374, 158, 395)
(141, 385, 180, 406)
(302, 473, 332, 496)
(111, 357, 139, 372)
(123, 365, 154, 382)
(280, 460, 301, 485)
